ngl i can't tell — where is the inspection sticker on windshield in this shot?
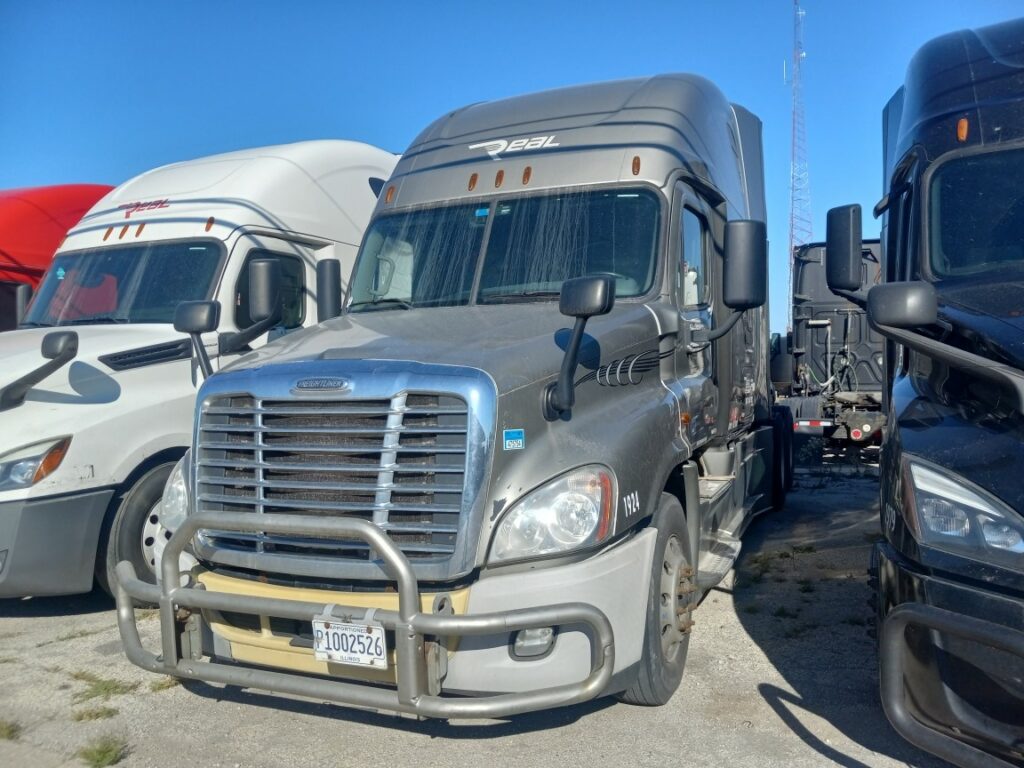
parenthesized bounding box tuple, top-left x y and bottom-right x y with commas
(503, 428, 525, 450)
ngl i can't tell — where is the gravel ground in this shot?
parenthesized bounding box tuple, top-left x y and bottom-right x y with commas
(0, 445, 948, 768)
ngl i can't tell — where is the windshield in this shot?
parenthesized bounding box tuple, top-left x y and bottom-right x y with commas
(23, 240, 223, 327)
(929, 148, 1024, 277)
(348, 187, 661, 311)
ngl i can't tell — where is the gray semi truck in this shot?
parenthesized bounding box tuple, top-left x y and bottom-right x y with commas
(114, 74, 792, 717)
(826, 18, 1024, 768)
(772, 240, 885, 443)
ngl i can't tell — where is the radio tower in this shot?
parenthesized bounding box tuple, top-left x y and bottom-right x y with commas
(788, 0, 813, 330)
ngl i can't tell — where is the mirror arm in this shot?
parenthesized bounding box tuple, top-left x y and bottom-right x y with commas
(218, 306, 282, 355)
(189, 334, 214, 379)
(543, 316, 589, 420)
(0, 335, 78, 412)
(691, 310, 742, 345)
(874, 322, 1024, 409)
(831, 287, 868, 309)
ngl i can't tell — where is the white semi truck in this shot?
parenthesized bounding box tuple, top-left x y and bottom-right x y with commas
(0, 140, 397, 598)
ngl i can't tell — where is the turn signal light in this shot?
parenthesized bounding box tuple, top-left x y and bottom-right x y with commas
(32, 438, 71, 484)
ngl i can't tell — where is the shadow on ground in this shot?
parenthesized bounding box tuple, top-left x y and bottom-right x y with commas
(727, 438, 944, 767)
(0, 585, 113, 618)
(181, 677, 614, 735)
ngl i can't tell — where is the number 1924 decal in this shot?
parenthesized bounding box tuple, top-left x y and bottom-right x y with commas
(622, 491, 640, 517)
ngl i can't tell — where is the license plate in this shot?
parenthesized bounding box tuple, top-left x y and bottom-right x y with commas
(311, 616, 387, 669)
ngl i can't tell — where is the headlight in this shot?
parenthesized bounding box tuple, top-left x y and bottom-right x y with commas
(0, 437, 71, 492)
(904, 458, 1024, 568)
(152, 453, 196, 582)
(160, 453, 190, 533)
(490, 465, 615, 564)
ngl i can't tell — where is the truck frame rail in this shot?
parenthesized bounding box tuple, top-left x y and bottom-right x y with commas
(114, 511, 615, 719)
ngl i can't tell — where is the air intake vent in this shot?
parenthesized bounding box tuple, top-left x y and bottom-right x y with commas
(100, 339, 192, 371)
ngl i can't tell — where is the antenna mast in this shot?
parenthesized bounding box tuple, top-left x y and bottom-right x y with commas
(788, 0, 812, 330)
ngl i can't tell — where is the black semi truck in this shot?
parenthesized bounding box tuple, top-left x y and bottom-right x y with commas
(773, 240, 884, 443)
(826, 18, 1024, 768)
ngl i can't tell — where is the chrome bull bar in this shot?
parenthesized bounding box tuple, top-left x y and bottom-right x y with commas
(114, 511, 615, 719)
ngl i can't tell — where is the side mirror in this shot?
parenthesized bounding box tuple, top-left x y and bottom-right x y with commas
(560, 274, 615, 318)
(867, 282, 937, 329)
(174, 300, 220, 335)
(41, 329, 79, 360)
(544, 275, 615, 420)
(723, 220, 767, 310)
(826, 204, 863, 293)
(316, 258, 342, 322)
(0, 330, 79, 411)
(14, 283, 33, 326)
(175, 300, 221, 378)
(247, 258, 282, 323)
(219, 258, 283, 355)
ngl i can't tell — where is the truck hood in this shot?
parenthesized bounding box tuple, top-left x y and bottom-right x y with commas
(231, 302, 660, 394)
(939, 273, 1024, 371)
(0, 325, 188, 402)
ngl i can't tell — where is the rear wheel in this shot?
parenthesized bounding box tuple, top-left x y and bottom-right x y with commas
(618, 494, 694, 706)
(772, 406, 794, 509)
(96, 463, 174, 601)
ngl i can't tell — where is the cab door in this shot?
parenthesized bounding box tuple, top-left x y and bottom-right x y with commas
(671, 182, 716, 448)
(207, 232, 317, 372)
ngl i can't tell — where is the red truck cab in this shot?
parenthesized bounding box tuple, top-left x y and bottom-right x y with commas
(0, 184, 113, 330)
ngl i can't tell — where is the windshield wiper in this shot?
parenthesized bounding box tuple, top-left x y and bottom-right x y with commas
(60, 316, 131, 326)
(349, 298, 414, 312)
(480, 290, 561, 304)
(18, 321, 53, 328)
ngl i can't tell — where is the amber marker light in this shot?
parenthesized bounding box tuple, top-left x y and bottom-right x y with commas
(522, 166, 532, 185)
(596, 470, 614, 540)
(495, 169, 504, 188)
(468, 173, 478, 191)
(205, 217, 215, 232)
(632, 155, 641, 175)
(119, 224, 129, 239)
(103, 227, 113, 241)
(385, 185, 396, 203)
(957, 118, 969, 143)
(135, 223, 145, 237)
(32, 438, 71, 484)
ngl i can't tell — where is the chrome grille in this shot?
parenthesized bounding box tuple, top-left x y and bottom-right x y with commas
(196, 393, 468, 562)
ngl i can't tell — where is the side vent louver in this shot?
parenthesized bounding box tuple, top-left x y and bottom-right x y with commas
(100, 339, 192, 372)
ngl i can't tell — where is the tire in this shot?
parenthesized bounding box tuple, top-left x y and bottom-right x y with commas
(96, 462, 175, 601)
(618, 493, 694, 706)
(771, 407, 793, 510)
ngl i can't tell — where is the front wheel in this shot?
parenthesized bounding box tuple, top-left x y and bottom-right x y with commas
(97, 462, 175, 601)
(618, 493, 695, 706)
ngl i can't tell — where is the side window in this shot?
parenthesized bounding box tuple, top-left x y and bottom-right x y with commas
(234, 249, 305, 329)
(678, 208, 707, 307)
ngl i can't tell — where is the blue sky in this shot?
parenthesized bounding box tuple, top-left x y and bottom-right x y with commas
(2, 1, 1021, 332)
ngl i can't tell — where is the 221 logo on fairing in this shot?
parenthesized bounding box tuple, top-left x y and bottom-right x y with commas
(468, 135, 560, 159)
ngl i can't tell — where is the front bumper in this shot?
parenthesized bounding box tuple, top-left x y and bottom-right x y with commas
(115, 511, 618, 719)
(0, 489, 113, 597)
(876, 542, 1024, 767)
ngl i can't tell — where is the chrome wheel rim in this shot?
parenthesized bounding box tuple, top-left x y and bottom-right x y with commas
(659, 535, 692, 662)
(140, 500, 167, 576)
